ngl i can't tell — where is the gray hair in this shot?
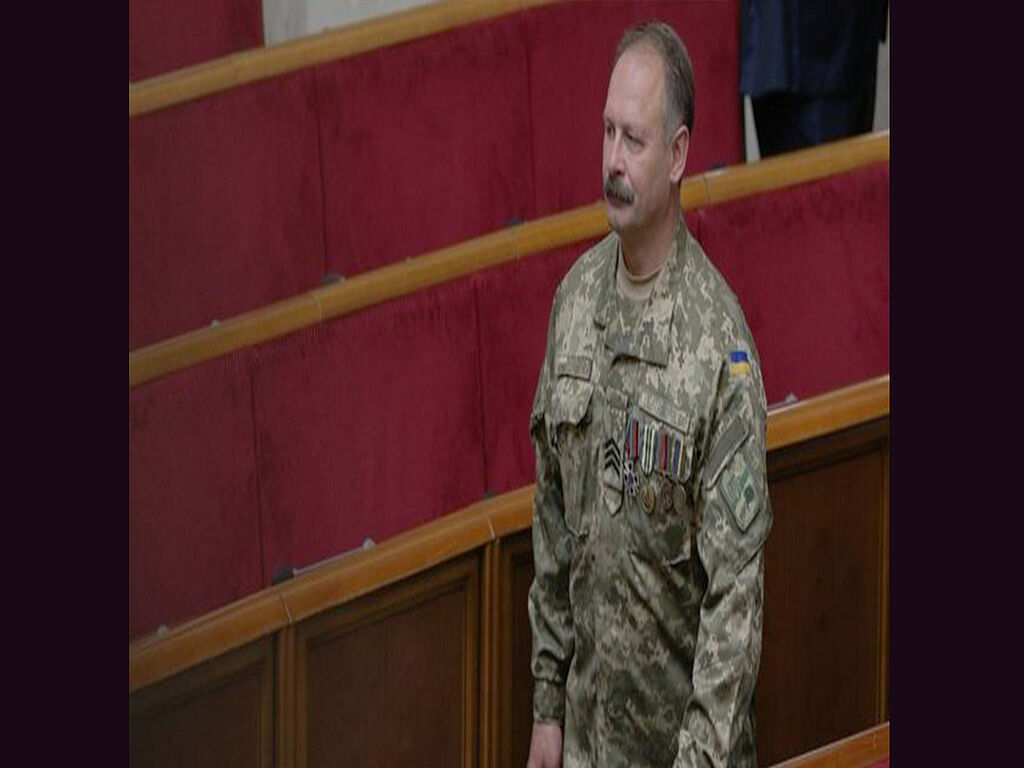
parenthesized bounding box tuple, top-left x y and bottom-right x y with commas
(614, 21, 695, 143)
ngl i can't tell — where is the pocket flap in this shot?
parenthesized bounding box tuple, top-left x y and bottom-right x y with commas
(555, 354, 593, 381)
(637, 389, 691, 434)
(550, 377, 594, 426)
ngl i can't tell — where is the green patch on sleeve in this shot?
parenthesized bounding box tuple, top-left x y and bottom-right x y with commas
(721, 450, 760, 531)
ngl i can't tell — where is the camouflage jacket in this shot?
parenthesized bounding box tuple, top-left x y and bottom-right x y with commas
(528, 221, 772, 768)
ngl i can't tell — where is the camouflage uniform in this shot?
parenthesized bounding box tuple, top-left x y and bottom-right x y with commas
(529, 220, 772, 768)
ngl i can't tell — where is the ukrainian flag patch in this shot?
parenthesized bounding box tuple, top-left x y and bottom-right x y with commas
(729, 350, 751, 377)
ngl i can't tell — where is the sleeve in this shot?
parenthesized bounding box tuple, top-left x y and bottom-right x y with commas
(674, 342, 773, 768)
(527, 298, 576, 724)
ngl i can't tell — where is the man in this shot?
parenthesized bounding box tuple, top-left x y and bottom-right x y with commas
(526, 21, 771, 768)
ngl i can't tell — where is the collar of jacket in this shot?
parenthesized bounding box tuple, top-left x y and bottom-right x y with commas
(594, 217, 690, 367)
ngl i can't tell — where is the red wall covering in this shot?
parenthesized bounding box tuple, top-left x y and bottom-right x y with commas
(129, 0, 264, 82)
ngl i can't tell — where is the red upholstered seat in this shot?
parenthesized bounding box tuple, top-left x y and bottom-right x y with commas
(696, 162, 890, 405)
(475, 244, 584, 496)
(129, 0, 263, 82)
(129, 1, 743, 351)
(251, 279, 486, 580)
(129, 71, 325, 350)
(129, 351, 262, 639)
(318, 14, 535, 278)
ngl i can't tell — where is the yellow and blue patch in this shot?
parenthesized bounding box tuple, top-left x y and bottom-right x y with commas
(729, 350, 751, 377)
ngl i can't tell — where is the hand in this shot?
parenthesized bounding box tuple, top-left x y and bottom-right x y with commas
(526, 721, 563, 768)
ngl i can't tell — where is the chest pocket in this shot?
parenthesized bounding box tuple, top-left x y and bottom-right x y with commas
(547, 375, 595, 538)
(625, 390, 695, 567)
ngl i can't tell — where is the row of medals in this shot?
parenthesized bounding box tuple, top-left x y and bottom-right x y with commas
(610, 412, 684, 515)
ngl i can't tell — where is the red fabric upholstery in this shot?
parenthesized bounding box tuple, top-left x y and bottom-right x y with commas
(130, 3, 741, 349)
(251, 279, 486, 579)
(129, 71, 325, 350)
(474, 245, 584, 495)
(129, 351, 262, 640)
(316, 14, 534, 277)
(129, 0, 263, 82)
(696, 163, 890, 404)
(526, 0, 743, 216)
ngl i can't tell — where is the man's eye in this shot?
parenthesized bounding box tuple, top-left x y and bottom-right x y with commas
(605, 124, 615, 138)
(626, 134, 642, 149)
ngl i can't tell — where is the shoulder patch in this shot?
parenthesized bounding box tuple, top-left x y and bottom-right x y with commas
(704, 418, 751, 490)
(721, 450, 760, 531)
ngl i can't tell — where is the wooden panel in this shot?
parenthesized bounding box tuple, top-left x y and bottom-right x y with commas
(129, 637, 273, 768)
(497, 531, 536, 768)
(757, 420, 889, 766)
(276, 627, 297, 768)
(294, 554, 479, 768)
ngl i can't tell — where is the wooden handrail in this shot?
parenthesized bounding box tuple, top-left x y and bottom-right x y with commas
(766, 374, 890, 452)
(129, 0, 558, 116)
(129, 374, 888, 693)
(768, 722, 889, 768)
(129, 131, 889, 388)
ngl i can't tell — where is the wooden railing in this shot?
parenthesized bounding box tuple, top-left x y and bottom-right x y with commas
(129, 0, 559, 116)
(130, 374, 889, 767)
(771, 723, 889, 768)
(128, 130, 889, 388)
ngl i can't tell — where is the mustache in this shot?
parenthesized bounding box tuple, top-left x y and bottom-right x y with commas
(604, 175, 634, 204)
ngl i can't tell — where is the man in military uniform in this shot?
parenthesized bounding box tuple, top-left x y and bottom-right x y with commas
(526, 22, 772, 768)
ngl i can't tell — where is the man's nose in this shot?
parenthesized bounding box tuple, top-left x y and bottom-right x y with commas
(607, 136, 625, 176)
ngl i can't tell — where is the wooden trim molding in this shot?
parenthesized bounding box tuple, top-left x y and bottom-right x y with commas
(767, 722, 889, 768)
(129, 132, 889, 388)
(767, 374, 890, 451)
(130, 375, 888, 693)
(129, 0, 558, 116)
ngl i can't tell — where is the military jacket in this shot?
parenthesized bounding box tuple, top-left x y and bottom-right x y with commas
(528, 222, 772, 768)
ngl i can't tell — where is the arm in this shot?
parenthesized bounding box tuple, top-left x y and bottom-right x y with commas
(675, 352, 772, 768)
(526, 302, 575, 764)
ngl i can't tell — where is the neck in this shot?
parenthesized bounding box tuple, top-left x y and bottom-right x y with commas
(620, 204, 680, 276)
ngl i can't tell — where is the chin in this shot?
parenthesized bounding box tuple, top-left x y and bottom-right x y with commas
(606, 204, 631, 233)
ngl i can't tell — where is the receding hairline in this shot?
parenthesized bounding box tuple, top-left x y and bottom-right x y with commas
(612, 22, 695, 139)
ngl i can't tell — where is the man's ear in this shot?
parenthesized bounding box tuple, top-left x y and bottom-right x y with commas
(669, 124, 689, 184)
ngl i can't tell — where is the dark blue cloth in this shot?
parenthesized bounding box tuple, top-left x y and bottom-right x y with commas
(741, 0, 888, 97)
(741, 0, 887, 155)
